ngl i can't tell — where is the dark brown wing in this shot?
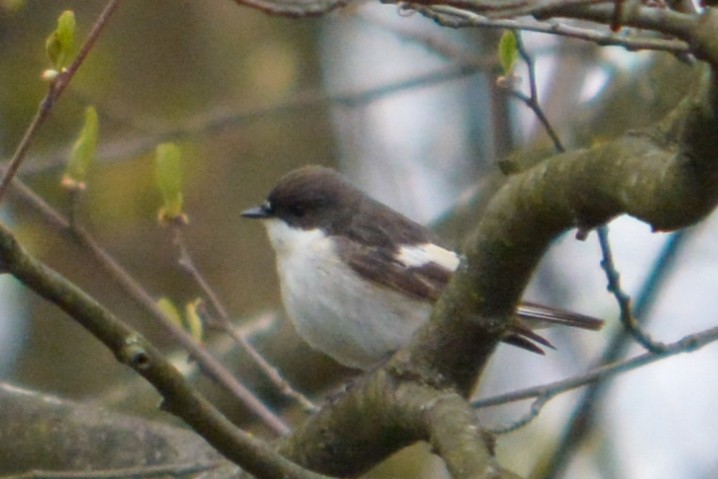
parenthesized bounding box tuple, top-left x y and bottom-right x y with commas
(336, 237, 602, 355)
(336, 238, 451, 302)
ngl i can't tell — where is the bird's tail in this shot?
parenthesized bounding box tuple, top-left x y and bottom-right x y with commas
(503, 302, 604, 354)
(517, 301, 604, 330)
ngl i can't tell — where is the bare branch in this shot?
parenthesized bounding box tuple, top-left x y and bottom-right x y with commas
(0, 0, 123, 203)
(597, 225, 666, 352)
(20, 65, 485, 178)
(4, 171, 290, 436)
(232, 0, 348, 17)
(0, 223, 327, 479)
(473, 321, 718, 410)
(170, 225, 319, 414)
(410, 5, 690, 55)
(539, 228, 691, 477)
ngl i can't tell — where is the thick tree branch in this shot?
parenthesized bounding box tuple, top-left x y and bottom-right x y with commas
(8, 4, 718, 474)
(270, 65, 718, 476)
(0, 383, 231, 477)
(8, 64, 718, 479)
(0, 223, 327, 479)
(276, 371, 518, 478)
(2, 171, 289, 436)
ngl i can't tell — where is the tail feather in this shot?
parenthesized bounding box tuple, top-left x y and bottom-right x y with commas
(503, 322, 556, 354)
(503, 333, 548, 355)
(503, 302, 604, 354)
(517, 301, 604, 331)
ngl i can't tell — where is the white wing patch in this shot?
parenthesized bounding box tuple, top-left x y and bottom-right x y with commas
(397, 243, 460, 272)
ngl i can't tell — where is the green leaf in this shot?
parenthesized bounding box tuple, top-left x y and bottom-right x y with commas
(157, 297, 183, 330)
(45, 10, 76, 70)
(498, 30, 518, 76)
(184, 299, 204, 342)
(155, 143, 185, 223)
(62, 106, 98, 190)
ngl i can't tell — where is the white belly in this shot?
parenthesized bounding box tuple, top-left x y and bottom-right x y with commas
(264, 219, 430, 370)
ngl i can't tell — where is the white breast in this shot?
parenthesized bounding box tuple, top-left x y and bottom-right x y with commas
(263, 219, 431, 370)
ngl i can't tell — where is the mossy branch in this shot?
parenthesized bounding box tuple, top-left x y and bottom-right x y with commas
(5, 66, 717, 479)
(272, 66, 718, 476)
(402, 65, 718, 394)
(0, 222, 327, 479)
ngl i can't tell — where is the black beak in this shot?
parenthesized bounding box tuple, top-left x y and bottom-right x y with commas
(241, 204, 271, 219)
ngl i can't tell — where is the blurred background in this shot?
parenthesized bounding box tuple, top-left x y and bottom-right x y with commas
(0, 1, 715, 478)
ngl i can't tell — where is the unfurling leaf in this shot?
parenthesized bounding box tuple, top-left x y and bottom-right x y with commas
(157, 297, 204, 342)
(155, 143, 187, 224)
(499, 30, 519, 77)
(45, 10, 75, 71)
(185, 299, 204, 342)
(61, 106, 98, 191)
(157, 297, 183, 329)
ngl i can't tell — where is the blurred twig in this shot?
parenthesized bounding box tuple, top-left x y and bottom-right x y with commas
(0, 0, 292, 436)
(5, 172, 290, 436)
(170, 225, 319, 414)
(411, 5, 690, 55)
(21, 66, 485, 178)
(232, 0, 347, 17)
(0, 461, 224, 479)
(486, 31, 571, 434)
(0, 0, 123, 202)
(540, 229, 691, 478)
(0, 221, 327, 479)
(357, 11, 496, 69)
(474, 231, 701, 450)
(475, 319, 718, 431)
(597, 225, 667, 353)
(505, 32, 565, 153)
(491, 29, 680, 449)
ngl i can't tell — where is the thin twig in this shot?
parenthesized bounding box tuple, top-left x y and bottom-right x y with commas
(74, 225, 291, 435)
(20, 65, 484, 179)
(171, 225, 319, 413)
(233, 0, 347, 17)
(597, 225, 666, 353)
(0, 461, 224, 479)
(483, 0, 612, 19)
(481, 42, 700, 438)
(357, 11, 496, 69)
(0, 0, 123, 203)
(540, 229, 690, 478)
(0, 222, 328, 479)
(413, 5, 690, 55)
(474, 321, 718, 411)
(3, 170, 290, 436)
(486, 35, 569, 433)
(498, 33, 671, 438)
(506, 32, 566, 153)
(486, 395, 549, 435)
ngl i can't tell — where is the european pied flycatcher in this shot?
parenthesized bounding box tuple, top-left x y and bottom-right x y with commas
(242, 165, 602, 370)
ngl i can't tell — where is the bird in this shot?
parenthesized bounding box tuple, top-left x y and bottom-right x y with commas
(242, 165, 603, 370)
